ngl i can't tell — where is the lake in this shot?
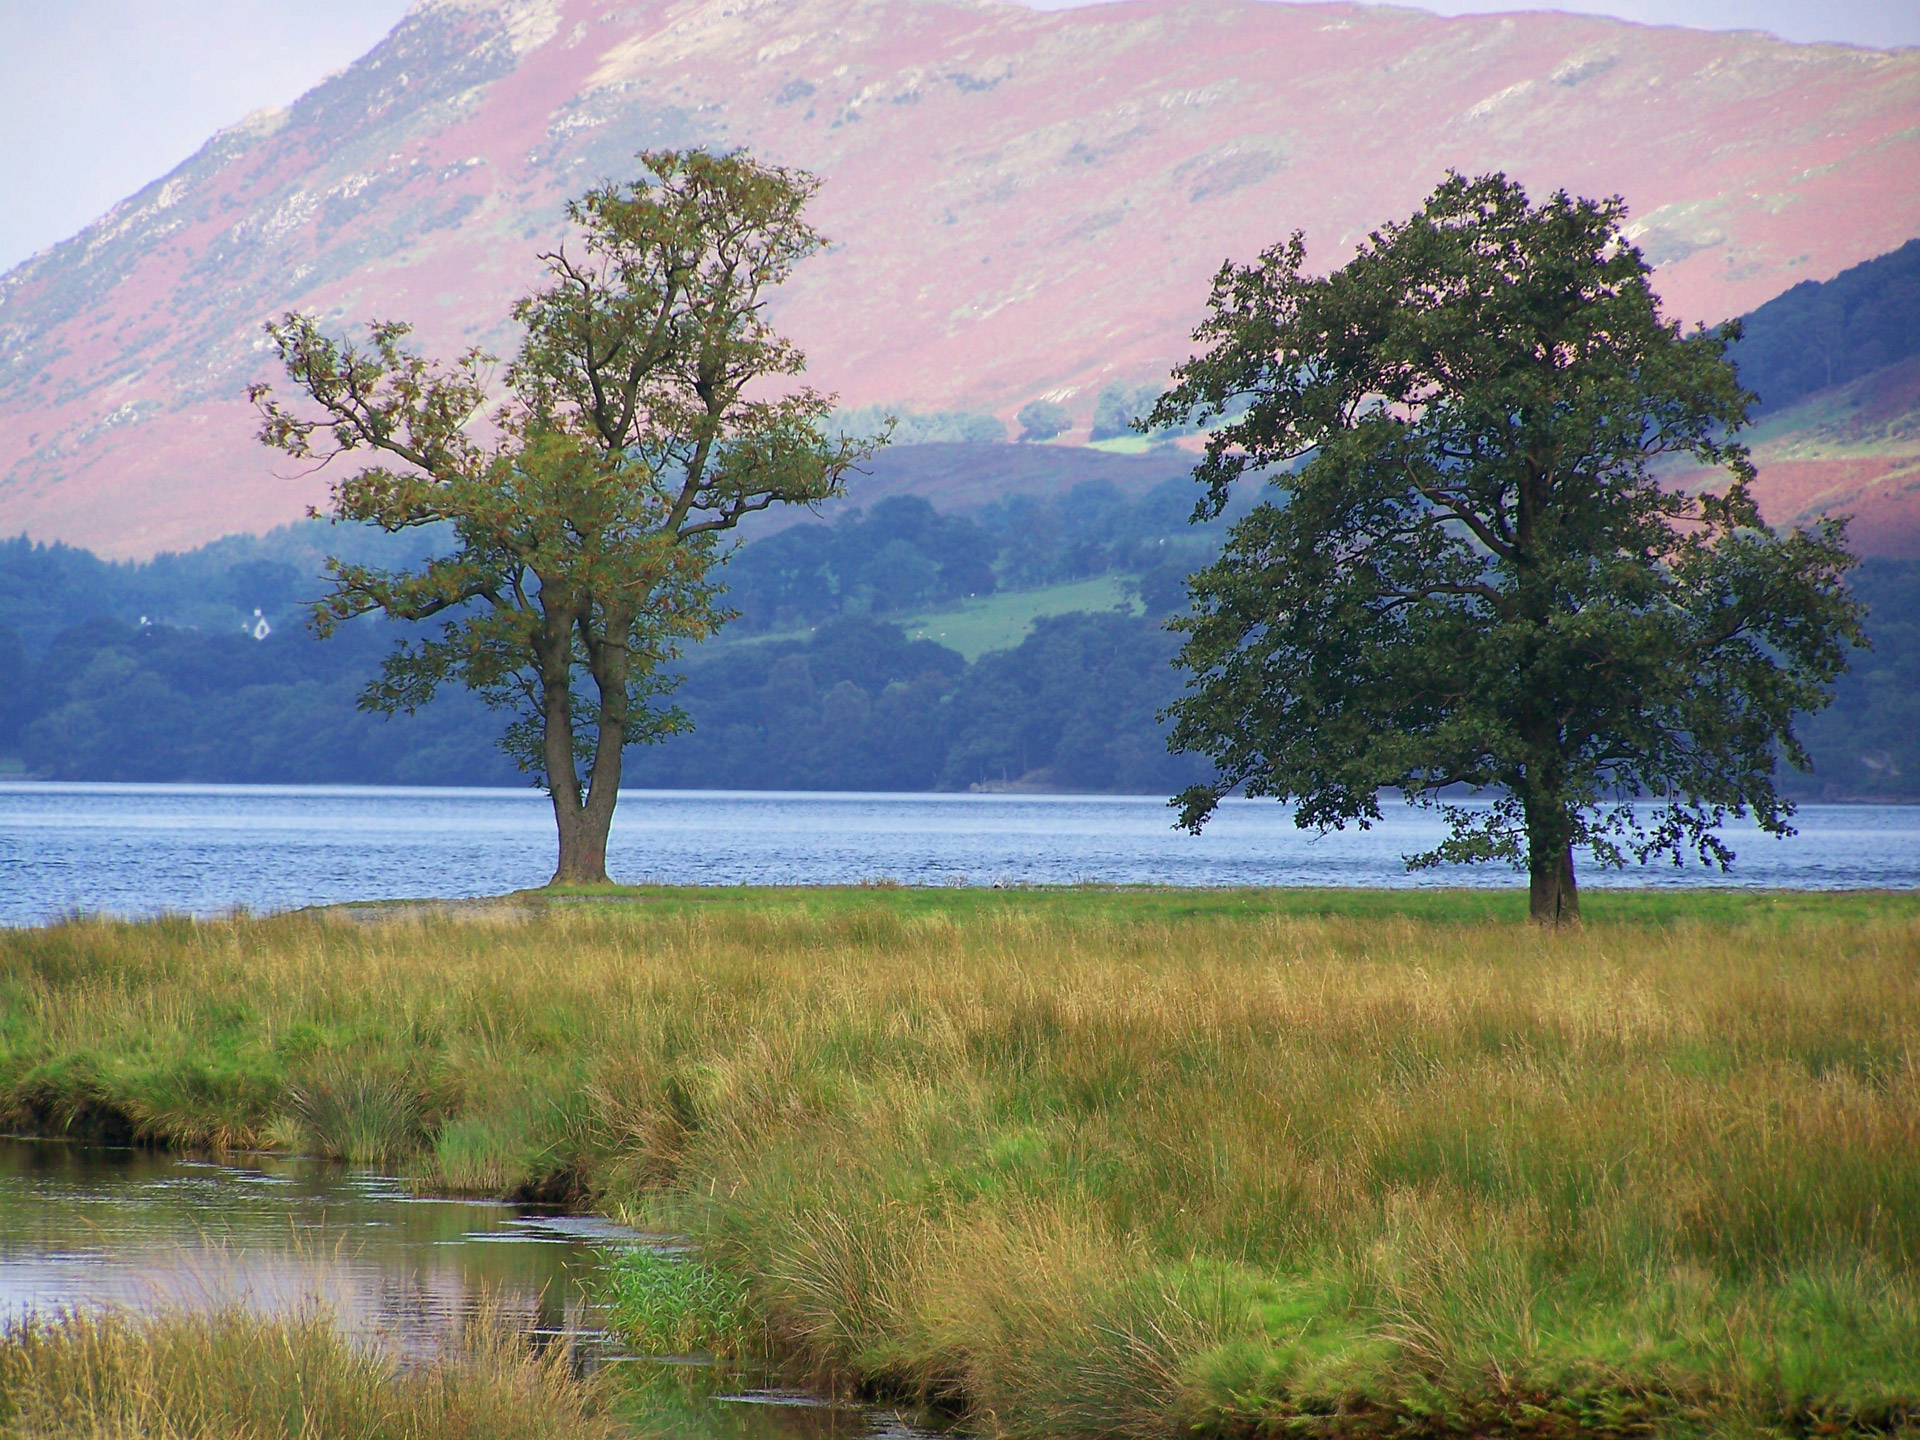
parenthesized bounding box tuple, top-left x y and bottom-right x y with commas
(2, 783, 1917, 928)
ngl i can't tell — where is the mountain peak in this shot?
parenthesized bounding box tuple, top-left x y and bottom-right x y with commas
(3, 0, 1917, 556)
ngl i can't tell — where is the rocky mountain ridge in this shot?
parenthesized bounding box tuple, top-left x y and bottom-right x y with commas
(2, 0, 1918, 557)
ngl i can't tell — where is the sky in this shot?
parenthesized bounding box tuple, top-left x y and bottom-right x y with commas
(1, 0, 1915, 274)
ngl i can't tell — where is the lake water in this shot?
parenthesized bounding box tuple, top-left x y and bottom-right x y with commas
(2, 783, 1916, 927)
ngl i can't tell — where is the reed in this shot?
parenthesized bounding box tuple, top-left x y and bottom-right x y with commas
(0, 1305, 618, 1439)
(3, 888, 1917, 1436)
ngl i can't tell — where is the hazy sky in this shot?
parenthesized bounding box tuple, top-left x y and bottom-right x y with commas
(1, 0, 1914, 273)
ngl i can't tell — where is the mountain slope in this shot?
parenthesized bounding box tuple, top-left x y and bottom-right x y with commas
(3, 0, 1918, 557)
(1731, 238, 1920, 414)
(1739, 358, 1920, 557)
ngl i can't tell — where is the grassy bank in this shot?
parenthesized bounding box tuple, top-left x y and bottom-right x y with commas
(0, 1306, 616, 1439)
(2, 888, 1917, 1436)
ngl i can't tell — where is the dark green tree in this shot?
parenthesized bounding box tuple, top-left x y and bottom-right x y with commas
(1015, 398, 1072, 442)
(253, 149, 877, 885)
(1150, 173, 1864, 923)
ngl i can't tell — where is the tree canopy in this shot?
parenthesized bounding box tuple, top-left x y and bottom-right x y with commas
(253, 148, 874, 884)
(1150, 172, 1865, 922)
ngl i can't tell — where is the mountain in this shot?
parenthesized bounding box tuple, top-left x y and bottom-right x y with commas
(3, 0, 1918, 558)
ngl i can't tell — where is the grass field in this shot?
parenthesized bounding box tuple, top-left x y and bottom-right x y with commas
(697, 573, 1138, 662)
(900, 574, 1137, 659)
(2, 887, 1917, 1437)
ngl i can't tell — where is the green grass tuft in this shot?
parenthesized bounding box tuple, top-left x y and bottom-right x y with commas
(603, 1247, 761, 1359)
(291, 1055, 423, 1166)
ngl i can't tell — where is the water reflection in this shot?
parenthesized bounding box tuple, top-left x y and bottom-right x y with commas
(0, 1137, 633, 1356)
(621, 1370, 889, 1440)
(0, 1138, 958, 1439)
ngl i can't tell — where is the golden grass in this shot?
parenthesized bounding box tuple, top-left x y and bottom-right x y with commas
(3, 892, 1917, 1436)
(0, 1305, 617, 1439)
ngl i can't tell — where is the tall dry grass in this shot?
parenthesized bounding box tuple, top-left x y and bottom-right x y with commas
(3, 893, 1917, 1435)
(0, 1304, 617, 1439)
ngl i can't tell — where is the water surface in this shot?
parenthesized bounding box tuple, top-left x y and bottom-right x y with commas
(0, 1138, 922, 1440)
(0, 1137, 625, 1351)
(3, 783, 1916, 927)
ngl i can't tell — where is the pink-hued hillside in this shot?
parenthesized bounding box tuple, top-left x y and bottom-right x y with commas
(2, 0, 1917, 557)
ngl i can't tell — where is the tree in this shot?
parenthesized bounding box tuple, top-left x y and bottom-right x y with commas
(1089, 383, 1157, 441)
(253, 148, 877, 885)
(1015, 398, 1072, 442)
(1149, 173, 1864, 924)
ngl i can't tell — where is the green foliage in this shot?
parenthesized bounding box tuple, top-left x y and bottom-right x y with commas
(1015, 398, 1072, 442)
(252, 148, 879, 882)
(2, 536, 1913, 800)
(722, 476, 1232, 635)
(1729, 236, 1920, 411)
(1087, 380, 1238, 442)
(624, 611, 1206, 793)
(1151, 172, 1866, 921)
(939, 609, 1194, 791)
(2, 615, 516, 784)
(1089, 382, 1163, 441)
(603, 1248, 761, 1358)
(0, 523, 443, 657)
(724, 495, 1000, 629)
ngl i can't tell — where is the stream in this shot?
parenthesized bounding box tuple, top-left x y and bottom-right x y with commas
(0, 1137, 923, 1439)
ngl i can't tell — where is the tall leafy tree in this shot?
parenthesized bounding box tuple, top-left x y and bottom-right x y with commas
(1150, 173, 1863, 923)
(253, 149, 875, 884)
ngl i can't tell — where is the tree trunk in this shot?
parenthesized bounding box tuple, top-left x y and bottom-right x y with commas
(556, 747, 621, 887)
(555, 613, 632, 889)
(1518, 738, 1579, 926)
(551, 799, 612, 886)
(537, 606, 613, 888)
(1527, 839, 1579, 926)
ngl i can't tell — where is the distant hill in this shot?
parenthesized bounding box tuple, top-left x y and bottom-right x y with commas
(0, 469, 1227, 793)
(825, 440, 1196, 520)
(3, 481, 1914, 800)
(2, 0, 1917, 558)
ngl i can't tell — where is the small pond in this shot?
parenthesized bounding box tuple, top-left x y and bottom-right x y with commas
(0, 1137, 927, 1440)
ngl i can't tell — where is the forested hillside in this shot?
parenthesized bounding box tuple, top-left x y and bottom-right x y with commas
(1728, 238, 1920, 412)
(0, 478, 1223, 793)
(1726, 236, 1920, 557)
(8, 234, 1920, 798)
(2, 481, 1914, 798)
(9, 228, 1920, 799)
